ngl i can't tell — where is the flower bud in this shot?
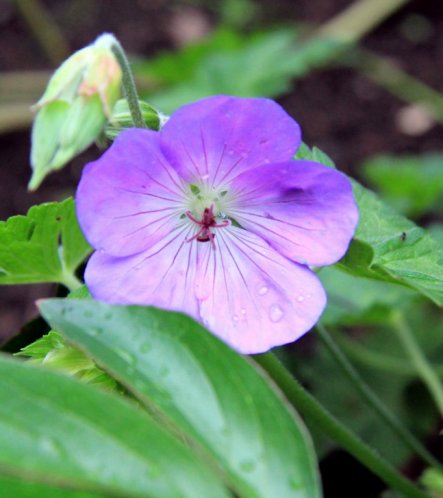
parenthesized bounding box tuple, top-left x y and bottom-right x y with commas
(29, 33, 122, 190)
(104, 99, 166, 140)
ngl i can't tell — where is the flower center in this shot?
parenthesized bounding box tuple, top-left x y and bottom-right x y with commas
(185, 205, 230, 249)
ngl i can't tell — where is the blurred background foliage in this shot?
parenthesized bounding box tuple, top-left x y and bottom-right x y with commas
(1, 0, 443, 496)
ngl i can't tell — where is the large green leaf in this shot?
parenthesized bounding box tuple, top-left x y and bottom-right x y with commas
(0, 354, 232, 498)
(338, 181, 443, 306)
(0, 198, 91, 286)
(39, 299, 322, 498)
(0, 476, 107, 498)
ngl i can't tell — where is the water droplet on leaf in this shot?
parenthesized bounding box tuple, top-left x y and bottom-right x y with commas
(239, 460, 255, 472)
(140, 343, 151, 353)
(115, 349, 136, 366)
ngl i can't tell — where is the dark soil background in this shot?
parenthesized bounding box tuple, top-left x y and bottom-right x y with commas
(1, 1, 442, 495)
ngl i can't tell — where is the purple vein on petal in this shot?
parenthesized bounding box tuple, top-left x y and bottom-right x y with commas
(230, 229, 293, 272)
(120, 212, 179, 240)
(112, 206, 178, 220)
(217, 156, 245, 186)
(148, 225, 194, 299)
(153, 154, 187, 194)
(133, 164, 184, 197)
(115, 186, 183, 204)
(180, 140, 201, 178)
(132, 225, 190, 270)
(211, 143, 228, 188)
(233, 217, 303, 247)
(212, 233, 235, 345)
(184, 235, 195, 306)
(200, 128, 209, 176)
(229, 209, 324, 232)
(218, 230, 259, 323)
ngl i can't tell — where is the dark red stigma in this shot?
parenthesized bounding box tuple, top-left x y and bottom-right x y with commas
(185, 205, 229, 249)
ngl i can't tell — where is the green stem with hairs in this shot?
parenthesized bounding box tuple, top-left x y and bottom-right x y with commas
(254, 352, 431, 498)
(392, 312, 443, 416)
(110, 40, 146, 128)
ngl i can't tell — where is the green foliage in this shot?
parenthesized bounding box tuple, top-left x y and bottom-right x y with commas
(339, 180, 443, 306)
(421, 468, 443, 497)
(289, 302, 440, 466)
(0, 198, 91, 287)
(294, 142, 336, 168)
(0, 354, 231, 498)
(16, 330, 118, 391)
(319, 266, 415, 327)
(136, 29, 342, 113)
(39, 299, 322, 498)
(362, 154, 443, 218)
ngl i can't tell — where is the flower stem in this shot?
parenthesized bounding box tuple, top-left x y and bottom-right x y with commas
(110, 40, 146, 128)
(316, 323, 441, 469)
(392, 312, 443, 416)
(254, 352, 431, 498)
(59, 272, 82, 292)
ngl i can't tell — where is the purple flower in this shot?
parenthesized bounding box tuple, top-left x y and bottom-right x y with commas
(77, 96, 358, 354)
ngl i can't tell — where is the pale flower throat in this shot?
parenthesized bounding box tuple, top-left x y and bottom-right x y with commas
(184, 182, 234, 248)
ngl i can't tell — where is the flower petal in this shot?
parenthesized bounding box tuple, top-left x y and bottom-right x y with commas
(196, 227, 326, 354)
(160, 96, 301, 187)
(77, 128, 185, 258)
(85, 224, 200, 317)
(229, 160, 359, 266)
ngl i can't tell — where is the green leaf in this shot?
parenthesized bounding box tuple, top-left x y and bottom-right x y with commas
(362, 154, 443, 217)
(0, 198, 91, 287)
(0, 354, 232, 498)
(294, 142, 336, 168)
(39, 299, 322, 498)
(338, 181, 443, 306)
(0, 475, 107, 498)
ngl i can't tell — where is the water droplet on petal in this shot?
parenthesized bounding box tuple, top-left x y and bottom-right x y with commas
(233, 314, 239, 322)
(269, 304, 284, 323)
(258, 286, 268, 296)
(241, 308, 246, 315)
(297, 295, 305, 302)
